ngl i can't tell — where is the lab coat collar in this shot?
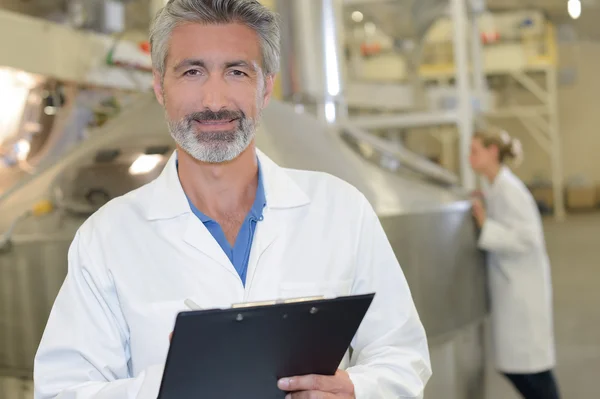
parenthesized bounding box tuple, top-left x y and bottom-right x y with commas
(142, 148, 310, 221)
(494, 166, 510, 186)
(487, 166, 511, 195)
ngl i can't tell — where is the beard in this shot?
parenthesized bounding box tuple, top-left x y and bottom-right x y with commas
(166, 108, 258, 164)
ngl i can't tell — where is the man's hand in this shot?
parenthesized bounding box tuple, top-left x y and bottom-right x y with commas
(472, 198, 486, 228)
(277, 370, 355, 399)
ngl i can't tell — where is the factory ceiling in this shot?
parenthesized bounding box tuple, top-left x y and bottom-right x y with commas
(344, 0, 600, 41)
(0, 0, 599, 41)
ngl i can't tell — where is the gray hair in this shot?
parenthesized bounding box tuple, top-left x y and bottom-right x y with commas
(150, 0, 280, 79)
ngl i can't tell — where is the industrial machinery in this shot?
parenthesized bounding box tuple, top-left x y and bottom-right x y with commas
(0, 0, 489, 396)
(0, 69, 136, 196)
(0, 94, 487, 399)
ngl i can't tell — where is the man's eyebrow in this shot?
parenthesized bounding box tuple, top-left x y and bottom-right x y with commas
(224, 60, 257, 71)
(173, 59, 207, 72)
(172, 59, 259, 73)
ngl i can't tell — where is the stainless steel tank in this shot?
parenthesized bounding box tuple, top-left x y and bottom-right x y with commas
(0, 94, 487, 398)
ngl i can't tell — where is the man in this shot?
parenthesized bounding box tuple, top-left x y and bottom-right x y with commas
(34, 1, 432, 398)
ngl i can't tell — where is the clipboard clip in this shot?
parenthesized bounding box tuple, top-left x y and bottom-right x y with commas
(230, 296, 325, 309)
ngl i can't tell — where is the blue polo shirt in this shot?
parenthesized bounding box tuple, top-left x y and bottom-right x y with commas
(180, 160, 266, 286)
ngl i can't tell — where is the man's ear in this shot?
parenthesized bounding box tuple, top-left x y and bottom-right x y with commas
(261, 74, 275, 108)
(153, 71, 164, 106)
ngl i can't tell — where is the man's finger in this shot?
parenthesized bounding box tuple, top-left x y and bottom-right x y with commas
(279, 375, 328, 392)
(278, 371, 351, 394)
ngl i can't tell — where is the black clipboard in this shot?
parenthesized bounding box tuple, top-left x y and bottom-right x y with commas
(157, 293, 375, 399)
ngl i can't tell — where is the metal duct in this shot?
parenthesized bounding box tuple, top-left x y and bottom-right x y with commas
(0, 95, 487, 399)
(64, 0, 128, 33)
(345, 0, 448, 41)
(344, 0, 450, 108)
(276, 0, 347, 123)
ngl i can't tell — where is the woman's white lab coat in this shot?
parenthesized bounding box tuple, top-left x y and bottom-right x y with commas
(33, 150, 431, 399)
(478, 166, 556, 373)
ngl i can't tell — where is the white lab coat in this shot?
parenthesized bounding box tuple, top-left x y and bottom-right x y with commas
(478, 166, 556, 373)
(34, 149, 432, 399)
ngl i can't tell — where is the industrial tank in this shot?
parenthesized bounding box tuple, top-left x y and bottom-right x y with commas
(0, 94, 487, 398)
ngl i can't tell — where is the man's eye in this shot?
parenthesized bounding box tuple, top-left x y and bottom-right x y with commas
(229, 70, 248, 77)
(184, 70, 201, 77)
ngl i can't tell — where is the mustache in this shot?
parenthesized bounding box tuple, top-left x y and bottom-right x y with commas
(185, 110, 245, 123)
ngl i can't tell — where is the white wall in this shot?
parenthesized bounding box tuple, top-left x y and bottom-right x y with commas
(554, 41, 600, 185)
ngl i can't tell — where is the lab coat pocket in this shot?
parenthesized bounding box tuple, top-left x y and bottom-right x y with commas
(278, 279, 353, 299)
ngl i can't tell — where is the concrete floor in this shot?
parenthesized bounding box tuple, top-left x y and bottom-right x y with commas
(1, 212, 599, 398)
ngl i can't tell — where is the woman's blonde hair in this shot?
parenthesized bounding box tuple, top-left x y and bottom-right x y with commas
(473, 129, 524, 167)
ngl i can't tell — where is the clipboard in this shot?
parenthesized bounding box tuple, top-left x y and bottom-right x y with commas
(157, 293, 375, 399)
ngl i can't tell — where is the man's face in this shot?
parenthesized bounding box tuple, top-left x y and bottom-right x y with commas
(154, 22, 274, 163)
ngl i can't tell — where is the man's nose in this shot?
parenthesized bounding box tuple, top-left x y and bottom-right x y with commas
(201, 77, 230, 112)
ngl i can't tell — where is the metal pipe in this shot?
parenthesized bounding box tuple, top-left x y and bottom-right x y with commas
(470, 7, 488, 109)
(451, 0, 476, 190)
(347, 111, 458, 129)
(276, 0, 347, 123)
(341, 123, 460, 186)
(546, 68, 566, 220)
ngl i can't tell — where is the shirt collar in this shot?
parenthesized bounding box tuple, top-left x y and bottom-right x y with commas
(249, 160, 267, 220)
(142, 149, 310, 221)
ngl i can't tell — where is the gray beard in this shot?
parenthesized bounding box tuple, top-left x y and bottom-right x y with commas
(167, 113, 257, 164)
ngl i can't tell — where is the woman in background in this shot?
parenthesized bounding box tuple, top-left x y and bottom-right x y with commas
(469, 129, 561, 399)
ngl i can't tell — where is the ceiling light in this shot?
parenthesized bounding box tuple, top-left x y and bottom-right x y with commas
(129, 154, 163, 175)
(568, 0, 582, 19)
(44, 106, 57, 115)
(351, 11, 363, 22)
(325, 101, 336, 124)
(15, 139, 31, 161)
